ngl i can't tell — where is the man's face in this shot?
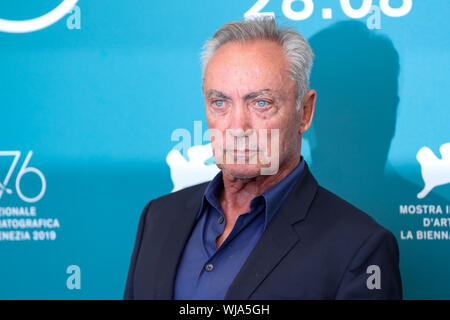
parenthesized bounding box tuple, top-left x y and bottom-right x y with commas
(203, 39, 303, 178)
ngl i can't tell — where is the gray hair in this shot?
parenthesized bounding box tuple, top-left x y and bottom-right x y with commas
(201, 16, 314, 110)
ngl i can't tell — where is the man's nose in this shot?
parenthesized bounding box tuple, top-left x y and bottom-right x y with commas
(228, 102, 252, 135)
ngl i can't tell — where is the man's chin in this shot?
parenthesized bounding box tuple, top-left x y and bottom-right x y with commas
(219, 163, 264, 179)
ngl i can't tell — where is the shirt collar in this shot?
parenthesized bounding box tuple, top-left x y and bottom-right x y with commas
(261, 157, 305, 229)
(201, 170, 224, 215)
(197, 157, 306, 229)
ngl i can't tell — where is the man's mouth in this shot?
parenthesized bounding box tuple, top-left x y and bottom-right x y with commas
(225, 149, 259, 156)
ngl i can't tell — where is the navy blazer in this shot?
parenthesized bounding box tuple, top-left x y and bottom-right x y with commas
(124, 162, 402, 299)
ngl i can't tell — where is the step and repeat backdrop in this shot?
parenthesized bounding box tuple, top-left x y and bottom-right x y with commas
(0, 0, 449, 299)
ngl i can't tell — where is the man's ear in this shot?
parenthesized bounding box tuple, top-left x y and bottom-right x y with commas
(299, 89, 317, 134)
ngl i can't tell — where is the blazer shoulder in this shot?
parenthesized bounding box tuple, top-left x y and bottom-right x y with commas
(142, 181, 210, 218)
(310, 185, 394, 240)
(153, 181, 209, 204)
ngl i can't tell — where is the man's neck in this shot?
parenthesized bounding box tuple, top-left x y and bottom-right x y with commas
(219, 156, 301, 216)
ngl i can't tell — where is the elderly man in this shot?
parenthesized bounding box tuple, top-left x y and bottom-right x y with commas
(124, 17, 402, 300)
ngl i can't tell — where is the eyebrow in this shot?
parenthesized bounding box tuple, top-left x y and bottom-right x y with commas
(206, 89, 272, 100)
(206, 90, 231, 100)
(243, 89, 272, 100)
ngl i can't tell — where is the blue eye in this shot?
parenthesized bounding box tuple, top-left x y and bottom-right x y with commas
(213, 100, 225, 107)
(256, 100, 267, 107)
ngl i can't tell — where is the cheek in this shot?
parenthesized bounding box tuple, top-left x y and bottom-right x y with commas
(268, 117, 300, 153)
(205, 108, 223, 130)
(252, 109, 290, 134)
(205, 105, 215, 121)
(206, 125, 226, 152)
(205, 113, 214, 130)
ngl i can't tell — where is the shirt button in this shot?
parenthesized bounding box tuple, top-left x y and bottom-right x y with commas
(205, 263, 214, 272)
(217, 216, 224, 224)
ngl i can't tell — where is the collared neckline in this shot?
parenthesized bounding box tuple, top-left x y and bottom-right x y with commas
(197, 158, 306, 229)
(260, 158, 305, 229)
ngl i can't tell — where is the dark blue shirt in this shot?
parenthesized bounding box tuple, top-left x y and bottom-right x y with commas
(173, 158, 305, 300)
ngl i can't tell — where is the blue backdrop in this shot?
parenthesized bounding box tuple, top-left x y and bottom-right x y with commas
(0, 0, 449, 299)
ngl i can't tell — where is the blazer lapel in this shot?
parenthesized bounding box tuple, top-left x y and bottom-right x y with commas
(224, 164, 318, 299)
(152, 185, 206, 299)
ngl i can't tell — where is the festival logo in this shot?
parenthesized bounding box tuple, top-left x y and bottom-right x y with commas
(0, 0, 78, 33)
(417, 142, 450, 199)
(0, 151, 58, 242)
(167, 143, 220, 193)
